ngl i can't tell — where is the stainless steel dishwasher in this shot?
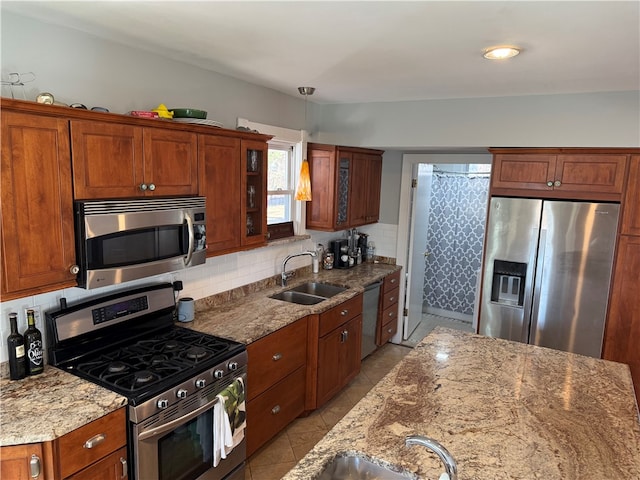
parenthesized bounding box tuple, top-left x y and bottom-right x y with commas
(361, 280, 382, 359)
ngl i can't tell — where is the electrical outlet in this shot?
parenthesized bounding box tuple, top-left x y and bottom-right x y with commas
(24, 306, 42, 330)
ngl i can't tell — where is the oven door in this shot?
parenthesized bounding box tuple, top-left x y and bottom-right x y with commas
(133, 379, 246, 480)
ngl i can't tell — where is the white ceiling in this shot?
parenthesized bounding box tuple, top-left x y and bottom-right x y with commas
(3, 1, 640, 104)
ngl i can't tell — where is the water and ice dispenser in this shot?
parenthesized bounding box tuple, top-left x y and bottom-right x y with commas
(490, 260, 527, 307)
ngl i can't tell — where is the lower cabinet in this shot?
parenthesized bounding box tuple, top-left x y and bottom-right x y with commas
(377, 270, 401, 346)
(246, 318, 308, 456)
(0, 408, 127, 480)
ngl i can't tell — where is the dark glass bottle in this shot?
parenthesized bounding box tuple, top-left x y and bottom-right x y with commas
(7, 313, 26, 380)
(24, 310, 44, 375)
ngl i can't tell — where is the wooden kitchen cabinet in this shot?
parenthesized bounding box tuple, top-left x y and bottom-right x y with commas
(198, 134, 242, 254)
(246, 318, 308, 456)
(489, 149, 628, 201)
(621, 155, 640, 236)
(65, 447, 127, 480)
(377, 270, 401, 346)
(0, 442, 54, 480)
(306, 143, 384, 231)
(71, 120, 198, 199)
(314, 294, 363, 407)
(1, 110, 77, 300)
(241, 139, 268, 247)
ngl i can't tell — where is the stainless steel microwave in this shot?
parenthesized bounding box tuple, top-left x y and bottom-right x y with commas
(75, 197, 206, 289)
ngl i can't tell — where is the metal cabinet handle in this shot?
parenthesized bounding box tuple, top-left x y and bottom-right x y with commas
(388, 311, 394, 317)
(148, 183, 156, 191)
(389, 296, 395, 302)
(554, 180, 561, 187)
(140, 183, 148, 191)
(387, 327, 393, 333)
(120, 457, 128, 478)
(69, 264, 80, 275)
(272, 353, 282, 361)
(84, 433, 106, 449)
(546, 181, 554, 187)
(340, 309, 348, 316)
(390, 278, 397, 284)
(271, 405, 281, 414)
(340, 330, 349, 343)
(30, 454, 40, 479)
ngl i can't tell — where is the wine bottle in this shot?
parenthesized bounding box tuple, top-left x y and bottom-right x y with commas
(24, 310, 44, 376)
(7, 313, 26, 380)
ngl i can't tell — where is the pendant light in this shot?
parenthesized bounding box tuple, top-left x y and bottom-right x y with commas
(295, 86, 315, 201)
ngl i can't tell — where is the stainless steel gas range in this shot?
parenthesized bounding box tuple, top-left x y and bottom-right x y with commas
(46, 283, 247, 480)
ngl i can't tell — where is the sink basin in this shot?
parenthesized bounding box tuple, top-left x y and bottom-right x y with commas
(270, 282, 348, 305)
(317, 453, 411, 480)
(289, 282, 347, 298)
(270, 290, 326, 305)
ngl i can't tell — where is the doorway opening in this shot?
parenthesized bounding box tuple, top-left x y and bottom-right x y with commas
(401, 161, 490, 347)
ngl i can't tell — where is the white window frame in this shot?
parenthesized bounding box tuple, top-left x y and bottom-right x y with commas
(236, 118, 307, 235)
(267, 141, 294, 225)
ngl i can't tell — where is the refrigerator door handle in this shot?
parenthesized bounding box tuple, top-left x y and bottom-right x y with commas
(529, 228, 547, 344)
(520, 227, 541, 344)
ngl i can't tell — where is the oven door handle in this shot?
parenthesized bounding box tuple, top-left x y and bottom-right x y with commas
(138, 396, 219, 442)
(184, 212, 195, 266)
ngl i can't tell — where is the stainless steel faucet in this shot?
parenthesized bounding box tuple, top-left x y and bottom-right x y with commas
(281, 251, 317, 286)
(406, 435, 458, 480)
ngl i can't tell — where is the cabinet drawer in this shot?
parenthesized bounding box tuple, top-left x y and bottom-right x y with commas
(381, 303, 399, 327)
(383, 271, 401, 294)
(379, 316, 398, 345)
(66, 447, 127, 480)
(56, 408, 126, 479)
(381, 287, 399, 312)
(246, 366, 306, 456)
(247, 318, 307, 400)
(319, 294, 363, 337)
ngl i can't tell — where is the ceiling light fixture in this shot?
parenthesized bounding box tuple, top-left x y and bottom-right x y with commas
(483, 46, 521, 60)
(295, 86, 315, 201)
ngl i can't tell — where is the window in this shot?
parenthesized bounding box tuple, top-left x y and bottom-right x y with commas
(267, 143, 294, 225)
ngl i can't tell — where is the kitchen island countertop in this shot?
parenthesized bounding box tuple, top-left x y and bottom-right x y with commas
(282, 327, 640, 480)
(0, 366, 127, 446)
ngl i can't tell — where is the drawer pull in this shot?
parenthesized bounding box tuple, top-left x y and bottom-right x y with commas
(30, 454, 40, 479)
(271, 405, 281, 415)
(387, 327, 393, 333)
(340, 330, 349, 343)
(389, 296, 395, 302)
(388, 311, 394, 317)
(272, 353, 282, 361)
(340, 309, 348, 316)
(390, 278, 397, 284)
(120, 457, 128, 478)
(84, 433, 106, 449)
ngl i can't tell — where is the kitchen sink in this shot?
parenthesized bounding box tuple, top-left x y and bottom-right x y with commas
(270, 282, 347, 305)
(317, 453, 412, 480)
(289, 282, 347, 298)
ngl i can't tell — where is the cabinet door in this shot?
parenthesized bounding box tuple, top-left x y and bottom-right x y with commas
(554, 154, 626, 199)
(335, 152, 352, 228)
(142, 128, 198, 196)
(621, 155, 640, 236)
(71, 120, 144, 199)
(306, 146, 337, 230)
(1, 112, 77, 299)
(490, 154, 556, 193)
(342, 315, 362, 385)
(0, 443, 49, 480)
(66, 447, 127, 480)
(241, 139, 267, 247)
(365, 153, 383, 224)
(604, 235, 640, 401)
(198, 135, 241, 254)
(348, 153, 369, 226)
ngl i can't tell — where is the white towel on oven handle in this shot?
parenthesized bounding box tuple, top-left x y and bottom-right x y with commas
(213, 378, 246, 467)
(213, 399, 232, 467)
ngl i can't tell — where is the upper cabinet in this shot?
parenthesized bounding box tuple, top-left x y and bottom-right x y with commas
(241, 139, 268, 247)
(306, 143, 384, 231)
(489, 149, 629, 201)
(1, 111, 78, 300)
(621, 155, 640, 236)
(71, 120, 198, 199)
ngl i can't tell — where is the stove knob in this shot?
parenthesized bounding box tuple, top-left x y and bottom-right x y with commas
(195, 378, 206, 388)
(228, 361, 238, 371)
(176, 389, 188, 399)
(213, 369, 224, 379)
(157, 399, 169, 409)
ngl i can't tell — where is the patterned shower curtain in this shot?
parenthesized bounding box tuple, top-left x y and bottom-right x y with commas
(422, 173, 489, 316)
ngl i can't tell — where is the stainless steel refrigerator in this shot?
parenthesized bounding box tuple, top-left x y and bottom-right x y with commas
(479, 198, 619, 358)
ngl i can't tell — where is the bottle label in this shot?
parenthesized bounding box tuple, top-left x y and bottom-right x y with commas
(15, 345, 25, 358)
(28, 340, 43, 366)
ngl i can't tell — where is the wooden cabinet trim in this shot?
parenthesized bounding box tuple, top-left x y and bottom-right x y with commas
(621, 155, 640, 236)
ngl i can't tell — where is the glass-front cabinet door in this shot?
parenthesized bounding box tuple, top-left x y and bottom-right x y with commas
(241, 139, 268, 247)
(335, 153, 351, 227)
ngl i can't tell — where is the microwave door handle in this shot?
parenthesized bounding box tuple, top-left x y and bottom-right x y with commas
(138, 396, 219, 442)
(184, 212, 195, 266)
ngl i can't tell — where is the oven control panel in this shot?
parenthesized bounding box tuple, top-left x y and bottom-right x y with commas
(92, 296, 149, 325)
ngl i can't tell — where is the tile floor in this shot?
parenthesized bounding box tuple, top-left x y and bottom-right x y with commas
(244, 312, 473, 479)
(245, 342, 412, 480)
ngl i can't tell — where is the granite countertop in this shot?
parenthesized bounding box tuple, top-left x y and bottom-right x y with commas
(0, 366, 127, 446)
(184, 263, 400, 344)
(283, 328, 640, 480)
